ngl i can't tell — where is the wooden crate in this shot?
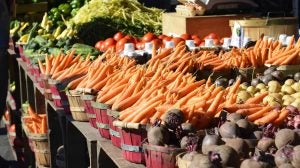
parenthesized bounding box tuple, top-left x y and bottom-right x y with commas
(162, 12, 250, 38)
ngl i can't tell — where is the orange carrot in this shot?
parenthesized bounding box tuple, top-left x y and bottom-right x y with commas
(273, 108, 289, 126)
(224, 104, 263, 113)
(247, 106, 274, 122)
(254, 109, 279, 125)
(236, 107, 264, 115)
(206, 90, 224, 116)
(245, 92, 268, 104)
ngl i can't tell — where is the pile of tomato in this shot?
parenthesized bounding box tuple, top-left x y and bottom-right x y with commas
(94, 32, 227, 53)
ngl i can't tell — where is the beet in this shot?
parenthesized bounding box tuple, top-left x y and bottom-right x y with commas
(294, 72, 300, 81)
(202, 133, 222, 154)
(271, 70, 284, 81)
(275, 129, 298, 149)
(237, 119, 252, 138)
(275, 145, 294, 167)
(219, 121, 240, 138)
(189, 153, 216, 168)
(251, 78, 260, 86)
(223, 138, 249, 158)
(279, 163, 295, 168)
(215, 78, 228, 88)
(257, 137, 275, 152)
(180, 134, 200, 151)
(227, 113, 243, 123)
(147, 125, 170, 146)
(182, 151, 198, 161)
(240, 159, 271, 168)
(261, 74, 274, 85)
(228, 79, 235, 86)
(212, 145, 240, 167)
(292, 145, 300, 168)
(264, 66, 276, 75)
(181, 123, 195, 135)
(251, 131, 263, 139)
(163, 109, 184, 130)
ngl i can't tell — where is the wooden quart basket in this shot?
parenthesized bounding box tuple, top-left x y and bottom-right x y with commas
(107, 109, 121, 148)
(113, 121, 147, 164)
(66, 90, 88, 122)
(92, 101, 111, 139)
(81, 95, 96, 128)
(28, 133, 50, 167)
(143, 143, 186, 168)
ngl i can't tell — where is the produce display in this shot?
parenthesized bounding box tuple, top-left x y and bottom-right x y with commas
(9, 0, 300, 167)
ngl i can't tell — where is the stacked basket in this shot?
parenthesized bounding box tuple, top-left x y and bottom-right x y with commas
(66, 90, 89, 121)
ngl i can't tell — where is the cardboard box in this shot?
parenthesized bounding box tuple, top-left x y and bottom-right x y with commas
(162, 12, 249, 38)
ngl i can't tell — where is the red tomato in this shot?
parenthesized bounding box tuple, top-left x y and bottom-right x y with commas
(142, 32, 156, 42)
(162, 36, 172, 44)
(171, 37, 184, 46)
(152, 39, 162, 48)
(104, 38, 116, 49)
(113, 32, 125, 41)
(124, 35, 135, 43)
(136, 42, 145, 50)
(193, 37, 202, 46)
(206, 33, 220, 40)
(191, 34, 200, 40)
(213, 39, 220, 45)
(180, 33, 191, 40)
(199, 42, 205, 47)
(158, 34, 167, 40)
(94, 40, 104, 51)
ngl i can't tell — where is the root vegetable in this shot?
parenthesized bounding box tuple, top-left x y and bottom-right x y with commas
(223, 138, 249, 158)
(212, 145, 240, 167)
(240, 159, 271, 168)
(268, 80, 281, 93)
(292, 145, 300, 168)
(279, 163, 295, 168)
(256, 83, 266, 90)
(285, 79, 295, 86)
(275, 145, 294, 167)
(219, 121, 240, 138)
(292, 82, 300, 92)
(275, 129, 299, 149)
(257, 138, 275, 152)
(227, 113, 243, 123)
(147, 124, 170, 146)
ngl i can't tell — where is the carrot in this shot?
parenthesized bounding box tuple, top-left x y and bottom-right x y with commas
(236, 106, 264, 115)
(130, 101, 162, 123)
(228, 76, 241, 96)
(224, 104, 263, 113)
(68, 75, 86, 90)
(98, 84, 127, 103)
(38, 59, 45, 75)
(247, 106, 274, 122)
(41, 117, 47, 134)
(177, 79, 205, 97)
(280, 50, 299, 65)
(273, 108, 289, 126)
(245, 92, 268, 104)
(206, 90, 224, 116)
(45, 55, 51, 76)
(254, 110, 279, 125)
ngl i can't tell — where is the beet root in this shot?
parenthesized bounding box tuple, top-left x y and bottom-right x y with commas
(275, 129, 298, 149)
(240, 159, 271, 168)
(147, 125, 170, 146)
(219, 121, 240, 138)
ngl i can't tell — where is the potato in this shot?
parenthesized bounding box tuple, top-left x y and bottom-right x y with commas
(269, 101, 282, 107)
(283, 95, 295, 101)
(240, 84, 247, 90)
(281, 85, 296, 94)
(256, 83, 266, 90)
(291, 82, 300, 92)
(294, 98, 300, 103)
(292, 92, 300, 98)
(268, 80, 281, 93)
(260, 88, 268, 93)
(285, 79, 295, 86)
(237, 91, 252, 103)
(291, 102, 300, 110)
(270, 93, 283, 100)
(247, 86, 258, 94)
(283, 100, 293, 106)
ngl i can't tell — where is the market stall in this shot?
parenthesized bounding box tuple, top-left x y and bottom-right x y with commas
(4, 0, 300, 168)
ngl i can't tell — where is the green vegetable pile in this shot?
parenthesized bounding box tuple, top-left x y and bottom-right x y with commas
(68, 0, 163, 45)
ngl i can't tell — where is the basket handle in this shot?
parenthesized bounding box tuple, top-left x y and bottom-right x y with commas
(113, 120, 141, 129)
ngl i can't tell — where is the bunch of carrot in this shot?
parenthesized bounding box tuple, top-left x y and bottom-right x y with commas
(67, 50, 137, 90)
(224, 103, 289, 126)
(23, 106, 47, 134)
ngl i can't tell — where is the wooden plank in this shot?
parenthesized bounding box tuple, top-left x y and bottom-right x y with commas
(14, 2, 48, 15)
(97, 138, 145, 168)
(162, 12, 248, 38)
(46, 100, 65, 114)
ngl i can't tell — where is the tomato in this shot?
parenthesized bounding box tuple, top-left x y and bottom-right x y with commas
(213, 39, 220, 45)
(193, 37, 202, 46)
(171, 37, 184, 46)
(136, 42, 145, 50)
(158, 34, 167, 40)
(9, 124, 15, 133)
(94, 40, 104, 51)
(206, 33, 220, 40)
(104, 38, 116, 48)
(152, 39, 162, 48)
(124, 35, 135, 43)
(191, 34, 200, 40)
(142, 32, 156, 42)
(162, 36, 172, 43)
(180, 33, 191, 40)
(113, 32, 125, 41)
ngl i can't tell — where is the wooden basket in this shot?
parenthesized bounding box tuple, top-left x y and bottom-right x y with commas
(48, 79, 70, 114)
(92, 101, 110, 139)
(29, 133, 50, 167)
(81, 95, 96, 128)
(143, 143, 186, 168)
(66, 90, 88, 122)
(113, 121, 147, 164)
(176, 152, 191, 168)
(107, 109, 121, 148)
(41, 75, 52, 101)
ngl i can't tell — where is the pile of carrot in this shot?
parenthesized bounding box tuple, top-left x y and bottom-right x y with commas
(23, 106, 47, 134)
(197, 35, 300, 71)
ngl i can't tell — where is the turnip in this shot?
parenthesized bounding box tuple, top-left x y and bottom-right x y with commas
(219, 121, 240, 138)
(275, 129, 299, 149)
